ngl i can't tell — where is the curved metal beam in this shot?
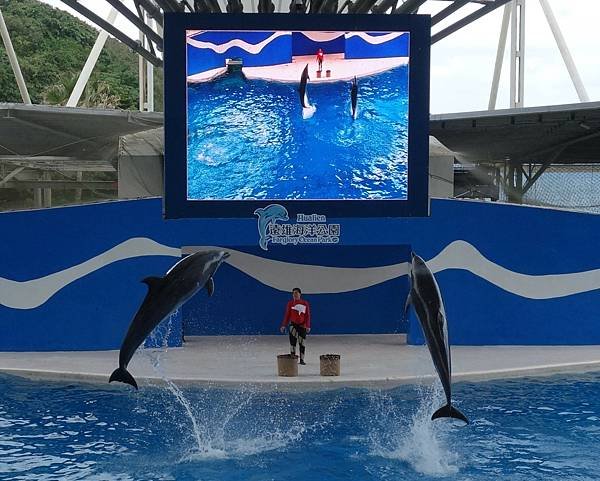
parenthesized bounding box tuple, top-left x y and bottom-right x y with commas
(60, 0, 162, 66)
(431, 0, 512, 45)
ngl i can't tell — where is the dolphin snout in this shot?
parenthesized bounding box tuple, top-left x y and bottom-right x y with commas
(221, 251, 231, 261)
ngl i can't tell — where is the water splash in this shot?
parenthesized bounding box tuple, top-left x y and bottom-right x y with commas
(142, 322, 314, 461)
(142, 312, 206, 453)
(368, 383, 461, 477)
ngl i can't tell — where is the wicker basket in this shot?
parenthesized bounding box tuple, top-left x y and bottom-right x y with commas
(320, 354, 341, 376)
(277, 354, 299, 377)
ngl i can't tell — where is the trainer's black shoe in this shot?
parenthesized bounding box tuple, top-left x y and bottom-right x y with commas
(299, 360, 306, 365)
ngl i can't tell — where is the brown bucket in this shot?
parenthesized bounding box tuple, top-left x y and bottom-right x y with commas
(277, 354, 299, 377)
(326, 69, 331, 78)
(320, 354, 341, 376)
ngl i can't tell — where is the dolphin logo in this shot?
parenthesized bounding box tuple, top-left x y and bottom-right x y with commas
(405, 252, 469, 424)
(254, 204, 289, 251)
(109, 250, 230, 389)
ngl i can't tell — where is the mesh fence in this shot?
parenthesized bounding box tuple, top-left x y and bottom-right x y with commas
(498, 164, 600, 215)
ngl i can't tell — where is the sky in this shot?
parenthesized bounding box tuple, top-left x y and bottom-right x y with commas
(40, 0, 600, 114)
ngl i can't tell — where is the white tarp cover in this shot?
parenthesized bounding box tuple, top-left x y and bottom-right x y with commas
(118, 128, 164, 198)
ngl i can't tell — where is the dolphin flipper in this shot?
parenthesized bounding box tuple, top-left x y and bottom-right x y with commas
(431, 404, 469, 424)
(206, 277, 214, 297)
(109, 367, 138, 390)
(142, 276, 164, 292)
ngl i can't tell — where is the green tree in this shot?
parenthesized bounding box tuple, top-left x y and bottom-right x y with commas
(0, 0, 163, 110)
(43, 74, 121, 108)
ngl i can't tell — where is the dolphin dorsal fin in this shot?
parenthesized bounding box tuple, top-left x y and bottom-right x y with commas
(206, 277, 215, 297)
(142, 276, 164, 292)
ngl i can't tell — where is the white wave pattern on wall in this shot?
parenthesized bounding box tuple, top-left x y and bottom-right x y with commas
(189, 245, 409, 294)
(1, 238, 600, 310)
(299, 32, 345, 42)
(345, 32, 406, 44)
(0, 238, 181, 310)
(426, 240, 600, 300)
(187, 31, 291, 55)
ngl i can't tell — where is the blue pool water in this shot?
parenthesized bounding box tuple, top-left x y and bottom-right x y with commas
(187, 67, 409, 201)
(2, 372, 600, 481)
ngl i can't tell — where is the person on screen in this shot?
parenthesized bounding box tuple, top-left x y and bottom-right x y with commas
(280, 287, 311, 365)
(316, 48, 324, 72)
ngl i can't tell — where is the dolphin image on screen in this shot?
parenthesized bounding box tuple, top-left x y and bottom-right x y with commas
(405, 252, 469, 424)
(350, 76, 358, 119)
(298, 64, 316, 119)
(109, 250, 230, 389)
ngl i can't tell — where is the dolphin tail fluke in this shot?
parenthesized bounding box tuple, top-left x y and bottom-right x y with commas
(431, 404, 469, 424)
(109, 367, 138, 390)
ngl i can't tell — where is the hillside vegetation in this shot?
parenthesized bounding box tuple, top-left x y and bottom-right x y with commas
(0, 0, 162, 110)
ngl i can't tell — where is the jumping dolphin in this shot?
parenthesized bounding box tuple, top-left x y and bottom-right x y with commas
(350, 76, 358, 119)
(254, 204, 289, 251)
(405, 252, 469, 424)
(109, 250, 230, 389)
(298, 64, 316, 119)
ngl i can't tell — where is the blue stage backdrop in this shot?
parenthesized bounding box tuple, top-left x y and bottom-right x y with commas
(1, 198, 600, 350)
(345, 32, 409, 59)
(187, 31, 292, 76)
(182, 245, 410, 336)
(291, 32, 345, 56)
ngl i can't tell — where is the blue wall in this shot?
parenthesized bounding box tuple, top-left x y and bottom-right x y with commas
(291, 32, 345, 56)
(184, 245, 410, 336)
(186, 31, 410, 76)
(187, 31, 292, 76)
(1, 198, 600, 350)
(345, 32, 409, 59)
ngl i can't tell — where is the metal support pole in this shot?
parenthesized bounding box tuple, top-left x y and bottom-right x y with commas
(393, 0, 426, 14)
(146, 18, 155, 112)
(60, 0, 161, 67)
(105, 0, 162, 48)
(139, 13, 147, 111)
(509, 0, 525, 108)
(34, 187, 42, 207)
(431, 0, 469, 26)
(75, 171, 82, 202)
(67, 8, 118, 108)
(0, 166, 25, 187)
(538, 0, 589, 102)
(431, 0, 512, 44)
(0, 8, 31, 104)
(488, 3, 511, 110)
(43, 171, 52, 208)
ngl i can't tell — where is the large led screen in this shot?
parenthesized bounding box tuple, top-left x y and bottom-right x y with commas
(164, 15, 430, 218)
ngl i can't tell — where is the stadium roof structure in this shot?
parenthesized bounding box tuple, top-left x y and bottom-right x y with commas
(56, 0, 514, 69)
(0, 103, 161, 163)
(0, 103, 162, 194)
(0, 0, 596, 207)
(430, 101, 600, 165)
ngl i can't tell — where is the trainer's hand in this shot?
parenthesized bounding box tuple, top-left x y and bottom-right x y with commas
(306, 328, 311, 334)
(279, 326, 285, 334)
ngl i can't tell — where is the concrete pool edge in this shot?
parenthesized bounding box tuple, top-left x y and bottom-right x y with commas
(2, 336, 600, 390)
(2, 360, 600, 391)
